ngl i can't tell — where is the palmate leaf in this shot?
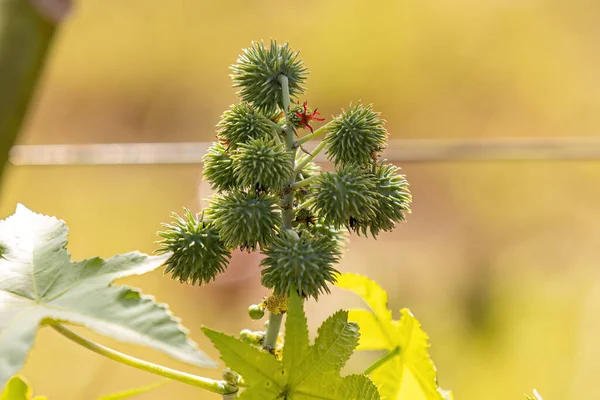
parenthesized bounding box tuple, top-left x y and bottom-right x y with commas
(336, 273, 452, 400)
(292, 310, 359, 388)
(0, 205, 216, 389)
(203, 291, 380, 400)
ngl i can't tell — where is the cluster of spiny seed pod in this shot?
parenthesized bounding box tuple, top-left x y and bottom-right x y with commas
(157, 40, 412, 300)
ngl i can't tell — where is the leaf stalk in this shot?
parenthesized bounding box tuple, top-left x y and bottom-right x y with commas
(363, 346, 401, 376)
(294, 140, 327, 173)
(50, 323, 238, 396)
(290, 175, 318, 190)
(296, 120, 333, 145)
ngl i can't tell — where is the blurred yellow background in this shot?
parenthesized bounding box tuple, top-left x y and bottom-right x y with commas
(2, 0, 600, 398)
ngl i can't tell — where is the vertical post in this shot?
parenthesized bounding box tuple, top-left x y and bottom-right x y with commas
(0, 0, 71, 188)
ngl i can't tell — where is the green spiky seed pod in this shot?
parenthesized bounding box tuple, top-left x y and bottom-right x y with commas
(208, 192, 282, 251)
(311, 166, 378, 230)
(231, 137, 293, 191)
(293, 208, 317, 228)
(261, 231, 341, 300)
(324, 103, 388, 166)
(157, 209, 231, 285)
(217, 102, 273, 150)
(357, 163, 412, 237)
(297, 220, 347, 248)
(202, 142, 238, 192)
(248, 304, 265, 320)
(231, 40, 307, 113)
(294, 158, 321, 202)
(295, 157, 320, 180)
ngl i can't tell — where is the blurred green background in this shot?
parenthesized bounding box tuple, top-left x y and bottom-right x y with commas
(3, 0, 600, 398)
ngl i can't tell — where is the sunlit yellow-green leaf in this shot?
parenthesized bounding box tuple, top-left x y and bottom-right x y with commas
(1, 376, 47, 400)
(336, 271, 392, 320)
(337, 273, 452, 400)
(346, 309, 393, 350)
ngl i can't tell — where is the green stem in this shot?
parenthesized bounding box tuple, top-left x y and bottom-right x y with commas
(278, 75, 291, 123)
(278, 74, 297, 231)
(291, 175, 318, 190)
(263, 116, 284, 132)
(363, 346, 401, 376)
(263, 74, 296, 352)
(51, 323, 238, 396)
(262, 312, 284, 350)
(0, 0, 67, 188)
(267, 126, 283, 146)
(294, 140, 327, 173)
(296, 120, 334, 145)
(260, 115, 284, 145)
(295, 198, 316, 211)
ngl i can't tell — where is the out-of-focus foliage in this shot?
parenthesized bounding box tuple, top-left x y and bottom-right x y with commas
(2, 0, 600, 399)
(0, 376, 46, 400)
(525, 389, 543, 400)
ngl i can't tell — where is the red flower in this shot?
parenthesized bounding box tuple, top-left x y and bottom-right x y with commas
(294, 101, 325, 133)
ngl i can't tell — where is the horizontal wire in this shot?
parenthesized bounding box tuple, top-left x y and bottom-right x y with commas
(9, 137, 600, 166)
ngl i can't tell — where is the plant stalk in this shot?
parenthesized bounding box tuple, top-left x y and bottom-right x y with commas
(363, 346, 401, 375)
(278, 74, 297, 231)
(290, 175, 318, 190)
(261, 115, 284, 145)
(51, 323, 238, 396)
(0, 0, 69, 187)
(294, 140, 327, 173)
(262, 312, 284, 350)
(263, 116, 284, 132)
(296, 120, 333, 145)
(260, 74, 298, 352)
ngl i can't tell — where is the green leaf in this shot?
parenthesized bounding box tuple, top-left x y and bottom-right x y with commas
(237, 385, 280, 400)
(339, 375, 382, 400)
(1, 376, 47, 400)
(97, 380, 168, 400)
(0, 205, 216, 388)
(204, 291, 380, 400)
(282, 287, 309, 376)
(294, 311, 359, 386)
(336, 273, 451, 400)
(201, 327, 284, 389)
